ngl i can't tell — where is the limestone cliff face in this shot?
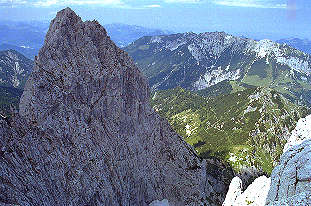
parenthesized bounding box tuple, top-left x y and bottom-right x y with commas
(266, 115, 311, 205)
(283, 115, 311, 152)
(266, 139, 311, 205)
(222, 176, 271, 206)
(1, 8, 208, 205)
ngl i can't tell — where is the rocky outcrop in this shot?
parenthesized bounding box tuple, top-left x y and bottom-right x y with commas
(222, 177, 243, 206)
(266, 139, 311, 205)
(223, 176, 270, 206)
(283, 114, 311, 152)
(0, 8, 210, 205)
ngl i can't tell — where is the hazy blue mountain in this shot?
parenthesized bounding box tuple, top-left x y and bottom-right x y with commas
(0, 43, 37, 60)
(277, 38, 311, 55)
(0, 21, 48, 57)
(125, 32, 311, 105)
(104, 23, 172, 47)
(0, 21, 172, 58)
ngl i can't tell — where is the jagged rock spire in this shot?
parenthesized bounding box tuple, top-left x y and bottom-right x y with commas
(1, 7, 209, 205)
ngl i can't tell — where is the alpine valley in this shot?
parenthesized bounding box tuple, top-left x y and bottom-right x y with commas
(151, 86, 309, 175)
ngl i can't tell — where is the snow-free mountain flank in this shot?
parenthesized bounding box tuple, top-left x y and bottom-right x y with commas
(125, 32, 311, 105)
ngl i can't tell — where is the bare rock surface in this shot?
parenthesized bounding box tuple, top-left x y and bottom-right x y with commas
(222, 176, 243, 206)
(266, 139, 311, 205)
(283, 114, 311, 153)
(266, 115, 311, 205)
(234, 176, 270, 206)
(223, 176, 270, 206)
(1, 8, 210, 206)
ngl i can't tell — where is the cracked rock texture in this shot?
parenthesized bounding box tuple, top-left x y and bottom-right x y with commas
(1, 8, 210, 206)
(223, 176, 270, 206)
(266, 139, 311, 205)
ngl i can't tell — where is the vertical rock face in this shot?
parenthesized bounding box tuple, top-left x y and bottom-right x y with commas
(266, 115, 311, 205)
(283, 115, 311, 153)
(1, 8, 208, 205)
(266, 139, 311, 205)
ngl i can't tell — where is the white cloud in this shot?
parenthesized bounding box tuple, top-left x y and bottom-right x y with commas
(33, 0, 125, 7)
(34, 0, 57, 7)
(213, 0, 286, 9)
(0, 0, 27, 7)
(164, 0, 201, 3)
(144, 4, 161, 8)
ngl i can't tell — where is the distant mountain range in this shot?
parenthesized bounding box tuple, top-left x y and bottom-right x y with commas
(277, 37, 311, 55)
(0, 21, 48, 59)
(0, 21, 171, 58)
(0, 43, 37, 60)
(125, 32, 311, 105)
(104, 23, 172, 47)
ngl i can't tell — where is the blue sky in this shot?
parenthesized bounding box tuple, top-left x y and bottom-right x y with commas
(0, 0, 310, 40)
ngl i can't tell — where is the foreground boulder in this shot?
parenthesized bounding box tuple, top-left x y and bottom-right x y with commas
(223, 176, 270, 206)
(1, 8, 210, 205)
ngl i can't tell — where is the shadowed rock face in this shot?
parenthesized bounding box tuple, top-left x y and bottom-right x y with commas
(1, 8, 209, 205)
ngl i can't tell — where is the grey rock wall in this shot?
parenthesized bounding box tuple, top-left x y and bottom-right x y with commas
(1, 8, 210, 206)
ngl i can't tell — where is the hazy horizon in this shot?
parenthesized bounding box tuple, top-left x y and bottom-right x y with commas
(0, 0, 310, 40)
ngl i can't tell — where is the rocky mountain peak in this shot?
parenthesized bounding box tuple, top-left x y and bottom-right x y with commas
(20, 7, 149, 125)
(1, 8, 212, 206)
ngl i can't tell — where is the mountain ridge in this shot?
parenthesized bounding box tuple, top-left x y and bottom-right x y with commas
(0, 49, 33, 89)
(125, 32, 311, 105)
(277, 37, 311, 55)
